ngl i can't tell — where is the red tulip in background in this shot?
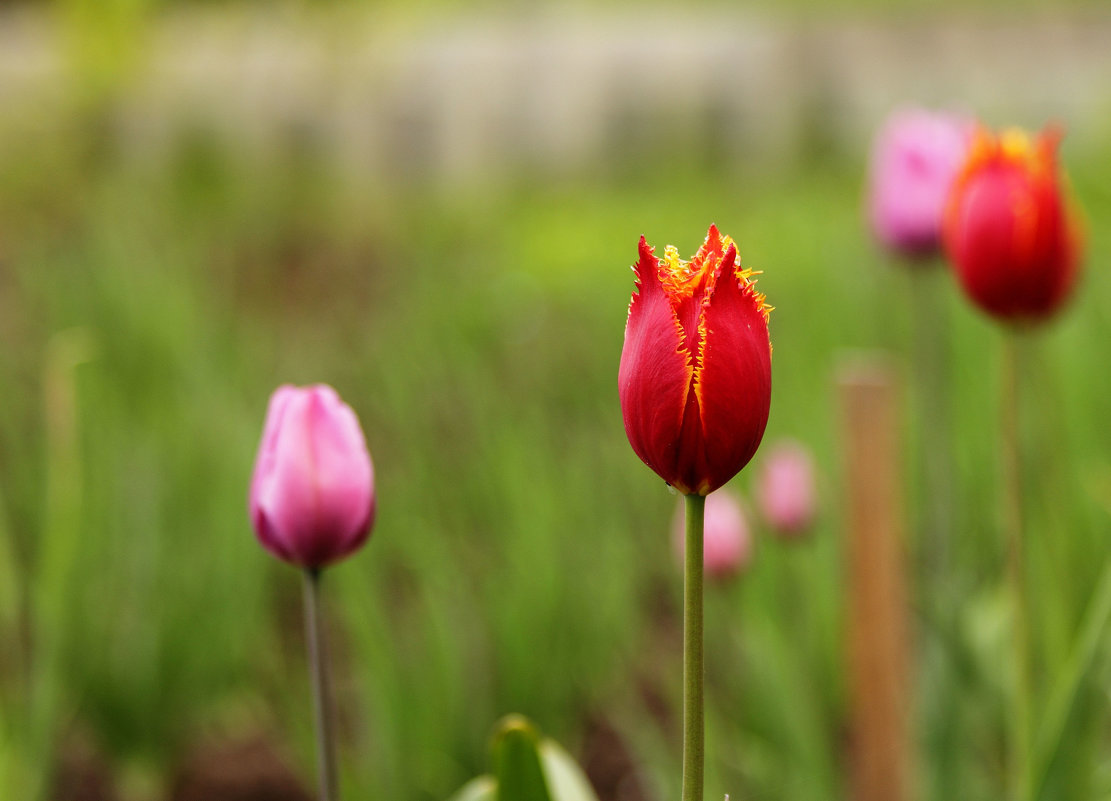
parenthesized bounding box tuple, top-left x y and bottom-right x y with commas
(619, 225, 772, 496)
(944, 126, 1082, 323)
(250, 384, 376, 568)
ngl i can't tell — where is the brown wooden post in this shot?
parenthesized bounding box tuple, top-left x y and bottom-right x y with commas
(839, 358, 911, 801)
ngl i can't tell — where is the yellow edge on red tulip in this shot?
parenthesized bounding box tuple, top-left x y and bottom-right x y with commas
(657, 240, 773, 324)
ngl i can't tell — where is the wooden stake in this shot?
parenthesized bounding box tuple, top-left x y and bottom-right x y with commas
(839, 358, 911, 801)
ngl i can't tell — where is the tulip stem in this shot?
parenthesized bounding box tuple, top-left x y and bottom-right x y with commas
(683, 493, 706, 801)
(1002, 333, 1032, 801)
(303, 567, 340, 801)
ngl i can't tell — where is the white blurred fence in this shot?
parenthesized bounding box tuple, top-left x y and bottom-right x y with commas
(1, 8, 1109, 181)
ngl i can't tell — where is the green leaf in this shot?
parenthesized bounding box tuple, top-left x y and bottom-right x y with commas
(446, 776, 496, 801)
(492, 715, 553, 801)
(447, 716, 601, 801)
(539, 738, 600, 801)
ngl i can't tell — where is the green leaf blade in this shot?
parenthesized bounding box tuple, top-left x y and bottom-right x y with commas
(492, 715, 554, 801)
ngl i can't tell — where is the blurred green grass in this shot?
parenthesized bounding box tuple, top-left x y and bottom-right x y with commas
(1, 104, 1111, 801)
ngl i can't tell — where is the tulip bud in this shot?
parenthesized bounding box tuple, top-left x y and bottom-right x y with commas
(756, 439, 817, 537)
(944, 126, 1081, 322)
(250, 384, 376, 568)
(673, 490, 752, 580)
(867, 107, 974, 259)
(619, 225, 773, 496)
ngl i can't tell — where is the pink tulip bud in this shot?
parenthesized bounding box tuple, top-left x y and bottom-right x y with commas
(756, 440, 816, 537)
(868, 107, 975, 259)
(250, 384, 376, 568)
(673, 490, 752, 580)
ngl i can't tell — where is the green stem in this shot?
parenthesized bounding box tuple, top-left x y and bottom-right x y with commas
(1001, 333, 1031, 801)
(683, 493, 706, 801)
(303, 567, 339, 801)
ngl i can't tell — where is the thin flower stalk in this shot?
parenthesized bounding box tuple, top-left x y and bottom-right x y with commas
(683, 493, 706, 801)
(304, 568, 340, 801)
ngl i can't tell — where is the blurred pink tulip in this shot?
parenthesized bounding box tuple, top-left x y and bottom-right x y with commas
(250, 384, 376, 568)
(673, 490, 752, 580)
(868, 107, 974, 258)
(756, 440, 816, 537)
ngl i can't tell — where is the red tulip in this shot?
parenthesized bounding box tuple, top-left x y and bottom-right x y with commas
(619, 225, 772, 496)
(944, 126, 1081, 322)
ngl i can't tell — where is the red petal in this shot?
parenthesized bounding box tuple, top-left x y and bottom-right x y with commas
(619, 237, 694, 490)
(949, 164, 1074, 319)
(689, 245, 772, 494)
(691, 224, 726, 270)
(946, 131, 1079, 322)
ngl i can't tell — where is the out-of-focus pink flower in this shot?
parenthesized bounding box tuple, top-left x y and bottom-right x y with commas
(868, 108, 975, 258)
(250, 384, 376, 569)
(756, 440, 817, 537)
(673, 490, 752, 580)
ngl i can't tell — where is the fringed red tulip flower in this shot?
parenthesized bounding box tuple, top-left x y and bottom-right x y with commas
(944, 127, 1082, 323)
(620, 225, 773, 801)
(945, 126, 1085, 792)
(619, 225, 772, 496)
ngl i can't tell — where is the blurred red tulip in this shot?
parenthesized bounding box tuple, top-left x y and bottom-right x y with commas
(944, 126, 1082, 322)
(250, 384, 376, 568)
(619, 225, 772, 496)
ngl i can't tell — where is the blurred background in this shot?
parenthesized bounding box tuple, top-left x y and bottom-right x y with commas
(1, 0, 1110, 799)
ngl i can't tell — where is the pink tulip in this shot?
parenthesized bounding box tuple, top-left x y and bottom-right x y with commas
(250, 384, 376, 568)
(673, 490, 752, 580)
(756, 440, 816, 537)
(868, 108, 975, 258)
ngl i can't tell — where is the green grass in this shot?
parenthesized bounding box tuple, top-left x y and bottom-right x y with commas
(2, 114, 1111, 801)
